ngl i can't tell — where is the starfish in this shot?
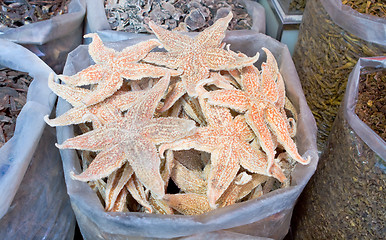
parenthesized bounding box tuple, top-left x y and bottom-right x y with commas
(44, 74, 147, 128)
(58, 33, 181, 106)
(159, 85, 285, 207)
(203, 48, 310, 175)
(56, 73, 196, 198)
(143, 11, 259, 111)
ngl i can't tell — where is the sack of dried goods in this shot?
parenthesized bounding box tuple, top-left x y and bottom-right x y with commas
(0, 0, 86, 73)
(292, 0, 386, 150)
(85, 0, 265, 35)
(292, 56, 385, 239)
(52, 13, 318, 239)
(0, 40, 75, 238)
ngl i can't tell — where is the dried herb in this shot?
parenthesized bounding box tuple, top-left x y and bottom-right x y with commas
(355, 68, 386, 141)
(292, 0, 386, 149)
(342, 0, 386, 18)
(104, 0, 252, 33)
(292, 108, 385, 239)
(0, 0, 71, 28)
(0, 68, 33, 147)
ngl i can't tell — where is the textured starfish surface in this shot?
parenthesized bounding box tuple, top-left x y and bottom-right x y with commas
(203, 48, 310, 175)
(57, 74, 196, 198)
(58, 33, 180, 106)
(44, 74, 147, 128)
(160, 86, 286, 207)
(143, 11, 259, 111)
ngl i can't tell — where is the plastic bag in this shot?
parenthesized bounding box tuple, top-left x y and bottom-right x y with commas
(0, 0, 86, 73)
(55, 31, 318, 240)
(291, 57, 385, 239)
(0, 125, 76, 239)
(292, 0, 386, 150)
(84, 0, 266, 35)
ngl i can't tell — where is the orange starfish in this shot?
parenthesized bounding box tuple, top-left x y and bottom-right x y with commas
(159, 86, 285, 207)
(203, 48, 310, 175)
(57, 74, 196, 198)
(143, 11, 259, 111)
(58, 33, 180, 106)
(44, 74, 147, 128)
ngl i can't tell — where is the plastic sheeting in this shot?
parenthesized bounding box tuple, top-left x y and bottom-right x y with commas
(55, 31, 318, 240)
(0, 0, 86, 73)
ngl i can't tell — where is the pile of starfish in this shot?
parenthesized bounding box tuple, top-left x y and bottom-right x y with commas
(45, 12, 310, 215)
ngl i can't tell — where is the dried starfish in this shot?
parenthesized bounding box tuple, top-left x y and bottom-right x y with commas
(159, 85, 285, 207)
(44, 74, 147, 128)
(57, 74, 196, 198)
(163, 193, 211, 215)
(203, 48, 310, 175)
(143, 11, 259, 111)
(58, 33, 180, 106)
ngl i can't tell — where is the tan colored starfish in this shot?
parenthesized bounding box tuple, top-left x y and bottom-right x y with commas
(44, 74, 147, 128)
(159, 86, 285, 207)
(58, 33, 180, 106)
(203, 48, 310, 175)
(143, 11, 259, 111)
(56, 74, 196, 198)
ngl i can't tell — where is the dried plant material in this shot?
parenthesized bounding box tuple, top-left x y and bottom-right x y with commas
(342, 0, 386, 18)
(0, 68, 33, 148)
(0, 0, 71, 28)
(104, 0, 253, 33)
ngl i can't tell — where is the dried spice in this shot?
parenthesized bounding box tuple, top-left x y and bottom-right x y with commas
(342, 0, 386, 18)
(0, 0, 71, 28)
(289, 0, 307, 13)
(292, 0, 386, 149)
(292, 108, 385, 239)
(104, 0, 252, 33)
(355, 68, 386, 141)
(0, 68, 33, 147)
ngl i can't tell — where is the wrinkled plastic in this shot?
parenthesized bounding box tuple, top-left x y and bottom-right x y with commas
(291, 57, 385, 238)
(0, 40, 57, 218)
(0, 126, 76, 239)
(0, 0, 86, 73)
(85, 0, 266, 35)
(56, 31, 318, 239)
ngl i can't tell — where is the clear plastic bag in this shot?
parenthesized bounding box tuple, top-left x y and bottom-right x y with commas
(55, 31, 318, 240)
(292, 0, 386, 150)
(292, 57, 385, 239)
(0, 0, 86, 73)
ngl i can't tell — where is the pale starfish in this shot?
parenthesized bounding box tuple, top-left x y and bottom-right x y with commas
(44, 74, 147, 128)
(203, 48, 310, 175)
(159, 85, 285, 207)
(58, 33, 180, 106)
(143, 11, 259, 111)
(56, 74, 196, 198)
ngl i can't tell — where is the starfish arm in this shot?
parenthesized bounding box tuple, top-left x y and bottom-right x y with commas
(233, 115, 255, 141)
(157, 81, 186, 112)
(48, 75, 90, 107)
(143, 117, 196, 145)
(84, 33, 117, 65)
(126, 175, 153, 213)
(240, 65, 261, 97)
(44, 107, 90, 127)
(71, 146, 127, 181)
(182, 60, 210, 97)
(265, 105, 310, 165)
(275, 73, 286, 109)
(149, 196, 174, 214)
(163, 193, 211, 215)
(207, 145, 240, 208)
(204, 89, 249, 113)
(142, 52, 182, 69)
(109, 188, 129, 212)
(121, 63, 180, 80)
(83, 72, 123, 106)
(202, 48, 239, 70)
(197, 95, 232, 127)
(194, 11, 232, 48)
(148, 21, 193, 52)
(125, 137, 165, 198)
(260, 49, 280, 103)
(118, 39, 161, 62)
(105, 163, 134, 211)
(58, 64, 105, 86)
(214, 51, 260, 71)
(170, 161, 207, 195)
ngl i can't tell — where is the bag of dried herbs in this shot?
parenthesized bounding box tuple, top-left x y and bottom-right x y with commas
(292, 0, 386, 150)
(0, 0, 86, 73)
(85, 0, 266, 35)
(0, 39, 76, 238)
(53, 14, 318, 239)
(291, 56, 385, 239)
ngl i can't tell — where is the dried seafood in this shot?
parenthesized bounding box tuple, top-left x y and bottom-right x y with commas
(47, 13, 309, 215)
